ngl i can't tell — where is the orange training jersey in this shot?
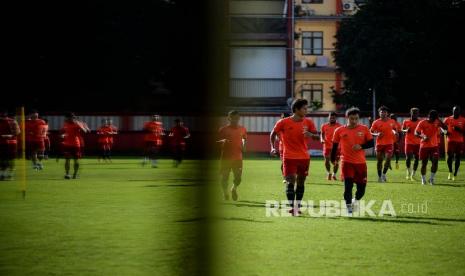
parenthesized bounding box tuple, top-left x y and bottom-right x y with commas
(144, 121, 164, 145)
(333, 124, 372, 164)
(0, 117, 19, 145)
(415, 119, 440, 148)
(444, 116, 465, 143)
(272, 117, 317, 160)
(370, 118, 398, 145)
(62, 121, 84, 147)
(402, 119, 421, 145)
(218, 125, 247, 160)
(321, 122, 342, 150)
(26, 119, 47, 142)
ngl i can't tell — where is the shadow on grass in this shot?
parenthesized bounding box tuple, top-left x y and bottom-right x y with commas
(176, 216, 273, 223)
(395, 215, 465, 223)
(431, 183, 465, 188)
(144, 183, 203, 188)
(344, 216, 449, 225)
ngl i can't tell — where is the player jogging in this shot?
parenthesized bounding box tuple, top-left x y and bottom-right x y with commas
(443, 106, 465, 181)
(390, 113, 402, 170)
(217, 110, 247, 201)
(370, 106, 398, 183)
(401, 108, 421, 180)
(143, 114, 164, 168)
(169, 119, 190, 167)
(320, 112, 342, 180)
(415, 110, 447, 185)
(61, 112, 90, 179)
(25, 110, 47, 170)
(0, 109, 20, 181)
(331, 107, 374, 215)
(270, 99, 319, 216)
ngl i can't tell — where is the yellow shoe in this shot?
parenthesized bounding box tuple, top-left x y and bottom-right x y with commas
(448, 173, 452, 180)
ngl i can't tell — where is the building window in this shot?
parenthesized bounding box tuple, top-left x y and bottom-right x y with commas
(300, 84, 323, 105)
(302, 32, 323, 55)
(302, 0, 323, 3)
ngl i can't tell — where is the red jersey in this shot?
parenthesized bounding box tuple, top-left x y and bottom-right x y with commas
(402, 119, 421, 145)
(415, 119, 441, 148)
(0, 117, 20, 145)
(443, 116, 465, 143)
(218, 125, 247, 160)
(143, 121, 164, 145)
(333, 124, 373, 164)
(97, 125, 118, 144)
(321, 122, 342, 150)
(272, 117, 317, 160)
(62, 121, 84, 147)
(25, 119, 47, 142)
(370, 118, 398, 145)
(170, 126, 190, 146)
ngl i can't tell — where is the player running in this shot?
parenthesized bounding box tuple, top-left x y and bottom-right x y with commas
(61, 112, 90, 179)
(331, 107, 373, 215)
(370, 106, 398, 183)
(390, 113, 402, 170)
(270, 99, 319, 216)
(143, 115, 164, 168)
(320, 112, 342, 180)
(25, 110, 48, 170)
(401, 108, 421, 180)
(0, 109, 20, 181)
(217, 111, 247, 201)
(415, 110, 447, 185)
(169, 119, 190, 167)
(443, 106, 465, 181)
(97, 119, 118, 163)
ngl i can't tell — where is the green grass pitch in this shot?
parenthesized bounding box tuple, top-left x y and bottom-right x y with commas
(1, 157, 465, 275)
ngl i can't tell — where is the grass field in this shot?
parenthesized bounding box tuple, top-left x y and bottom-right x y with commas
(1, 157, 465, 275)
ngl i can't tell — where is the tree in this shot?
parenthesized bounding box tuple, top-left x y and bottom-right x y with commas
(334, 0, 465, 113)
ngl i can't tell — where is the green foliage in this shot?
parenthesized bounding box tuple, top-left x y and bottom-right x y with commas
(334, 0, 465, 112)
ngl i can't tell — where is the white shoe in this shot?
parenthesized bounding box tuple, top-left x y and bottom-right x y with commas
(448, 173, 452, 180)
(421, 178, 426, 185)
(381, 174, 387, 182)
(352, 198, 359, 213)
(429, 178, 434, 185)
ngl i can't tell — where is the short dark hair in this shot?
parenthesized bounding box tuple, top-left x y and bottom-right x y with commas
(345, 107, 360, 117)
(429, 110, 438, 120)
(174, 118, 181, 123)
(378, 105, 389, 112)
(291, 99, 308, 113)
(410, 107, 419, 113)
(228, 110, 239, 117)
(389, 113, 397, 120)
(329, 112, 337, 117)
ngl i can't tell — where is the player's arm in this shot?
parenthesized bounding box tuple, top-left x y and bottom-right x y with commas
(184, 128, 190, 139)
(303, 122, 319, 140)
(270, 130, 279, 155)
(242, 130, 247, 153)
(320, 130, 325, 144)
(401, 121, 409, 133)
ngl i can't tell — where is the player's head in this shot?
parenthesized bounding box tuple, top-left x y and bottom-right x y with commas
(43, 118, 49, 125)
(107, 118, 113, 125)
(228, 110, 240, 126)
(29, 109, 39, 120)
(378, 106, 389, 119)
(102, 118, 107, 125)
(291, 99, 308, 116)
(65, 112, 76, 121)
(428, 110, 439, 121)
(389, 113, 397, 121)
(174, 118, 183, 126)
(151, 114, 160, 122)
(328, 112, 337, 123)
(453, 106, 461, 117)
(345, 107, 360, 127)
(410, 107, 419, 119)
